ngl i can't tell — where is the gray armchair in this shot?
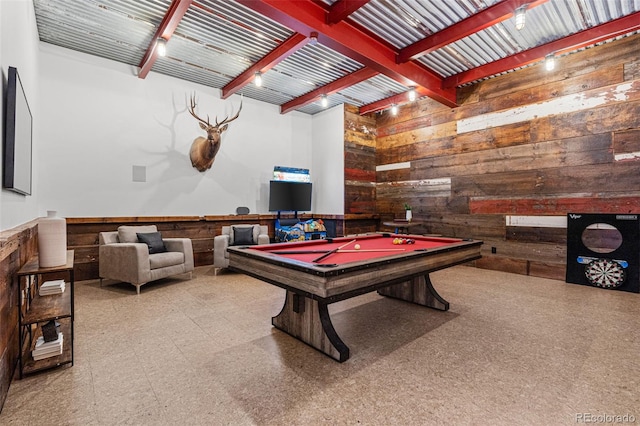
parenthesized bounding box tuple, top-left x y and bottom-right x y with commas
(214, 224, 269, 274)
(99, 225, 194, 294)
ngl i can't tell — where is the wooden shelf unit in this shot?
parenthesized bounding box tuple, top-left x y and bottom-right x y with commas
(16, 250, 75, 378)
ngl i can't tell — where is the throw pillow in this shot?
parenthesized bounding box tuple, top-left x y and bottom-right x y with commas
(137, 232, 167, 254)
(232, 226, 255, 246)
(118, 225, 158, 243)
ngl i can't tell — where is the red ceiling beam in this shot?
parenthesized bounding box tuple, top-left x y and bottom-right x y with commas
(222, 33, 309, 99)
(237, 0, 457, 108)
(138, 0, 192, 79)
(280, 68, 378, 114)
(359, 87, 433, 115)
(326, 0, 371, 24)
(397, 0, 549, 63)
(443, 11, 640, 88)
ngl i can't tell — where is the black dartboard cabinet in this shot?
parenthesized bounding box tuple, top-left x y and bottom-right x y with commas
(566, 213, 639, 293)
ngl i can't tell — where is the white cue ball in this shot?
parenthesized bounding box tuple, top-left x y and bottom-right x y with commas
(354, 244, 361, 250)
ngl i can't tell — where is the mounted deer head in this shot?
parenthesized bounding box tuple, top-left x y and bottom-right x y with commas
(188, 94, 242, 172)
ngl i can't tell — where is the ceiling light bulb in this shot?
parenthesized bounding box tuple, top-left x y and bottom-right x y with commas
(515, 6, 526, 30)
(254, 71, 263, 87)
(391, 104, 398, 116)
(156, 38, 167, 57)
(408, 88, 416, 102)
(309, 32, 318, 45)
(321, 94, 328, 108)
(545, 54, 555, 71)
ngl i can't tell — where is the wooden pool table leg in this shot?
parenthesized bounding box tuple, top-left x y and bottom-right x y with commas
(272, 291, 350, 362)
(377, 274, 450, 311)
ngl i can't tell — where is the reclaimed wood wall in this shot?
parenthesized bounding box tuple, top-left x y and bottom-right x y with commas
(344, 105, 377, 215)
(343, 105, 379, 235)
(376, 34, 640, 280)
(0, 221, 38, 412)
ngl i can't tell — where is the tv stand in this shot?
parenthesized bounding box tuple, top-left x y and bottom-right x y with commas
(276, 211, 299, 220)
(274, 213, 327, 242)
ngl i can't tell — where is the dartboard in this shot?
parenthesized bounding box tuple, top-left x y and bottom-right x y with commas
(584, 258, 626, 289)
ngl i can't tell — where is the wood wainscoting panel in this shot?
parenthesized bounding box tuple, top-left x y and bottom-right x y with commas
(0, 220, 39, 412)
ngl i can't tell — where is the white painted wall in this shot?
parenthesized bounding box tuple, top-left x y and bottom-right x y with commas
(0, 0, 40, 230)
(36, 44, 317, 218)
(311, 104, 344, 215)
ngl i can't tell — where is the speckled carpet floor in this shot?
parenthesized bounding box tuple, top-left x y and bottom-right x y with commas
(1, 265, 638, 425)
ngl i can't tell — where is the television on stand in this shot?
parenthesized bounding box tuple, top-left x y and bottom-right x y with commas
(268, 180, 312, 217)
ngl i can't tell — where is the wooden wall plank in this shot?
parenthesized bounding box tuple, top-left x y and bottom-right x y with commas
(613, 129, 640, 156)
(528, 262, 566, 281)
(530, 99, 640, 142)
(456, 65, 624, 120)
(376, 97, 451, 132)
(376, 121, 456, 149)
(453, 162, 640, 198)
(471, 196, 640, 215)
(412, 133, 612, 180)
(506, 226, 566, 244)
(624, 60, 640, 81)
(459, 80, 640, 135)
(465, 34, 639, 103)
(377, 121, 531, 165)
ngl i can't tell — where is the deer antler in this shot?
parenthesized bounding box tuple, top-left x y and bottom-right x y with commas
(188, 93, 210, 126)
(215, 100, 243, 127)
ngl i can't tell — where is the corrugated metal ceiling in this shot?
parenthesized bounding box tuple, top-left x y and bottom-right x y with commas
(33, 0, 640, 115)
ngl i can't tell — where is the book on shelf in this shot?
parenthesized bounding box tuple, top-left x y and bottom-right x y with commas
(32, 332, 64, 360)
(39, 279, 65, 296)
(41, 320, 59, 342)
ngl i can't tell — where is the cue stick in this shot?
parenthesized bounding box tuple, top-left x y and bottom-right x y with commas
(269, 250, 332, 254)
(271, 248, 408, 255)
(312, 239, 356, 263)
(337, 248, 406, 252)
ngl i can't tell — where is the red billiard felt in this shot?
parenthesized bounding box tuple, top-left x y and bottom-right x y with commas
(252, 234, 463, 265)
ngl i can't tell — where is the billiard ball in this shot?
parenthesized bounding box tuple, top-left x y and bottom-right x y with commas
(354, 244, 361, 250)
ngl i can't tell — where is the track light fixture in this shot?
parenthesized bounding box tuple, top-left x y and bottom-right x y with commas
(391, 104, 398, 116)
(321, 94, 328, 108)
(156, 38, 167, 57)
(545, 54, 555, 71)
(254, 71, 263, 87)
(515, 5, 527, 30)
(408, 87, 416, 102)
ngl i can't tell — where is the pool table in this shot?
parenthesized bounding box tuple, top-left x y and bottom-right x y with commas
(227, 233, 483, 362)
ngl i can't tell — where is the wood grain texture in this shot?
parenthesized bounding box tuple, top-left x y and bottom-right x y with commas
(613, 129, 640, 156)
(462, 34, 639, 104)
(377, 274, 449, 311)
(471, 196, 640, 215)
(375, 34, 640, 283)
(0, 221, 38, 412)
(345, 106, 377, 216)
(272, 291, 348, 362)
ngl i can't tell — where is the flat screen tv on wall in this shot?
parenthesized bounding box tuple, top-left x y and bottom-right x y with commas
(3, 66, 33, 195)
(268, 181, 312, 212)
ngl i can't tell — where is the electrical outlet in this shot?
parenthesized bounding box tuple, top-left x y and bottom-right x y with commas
(491, 247, 497, 254)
